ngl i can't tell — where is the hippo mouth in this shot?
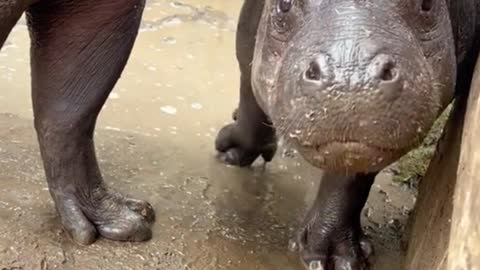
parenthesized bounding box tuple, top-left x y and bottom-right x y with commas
(297, 140, 408, 173)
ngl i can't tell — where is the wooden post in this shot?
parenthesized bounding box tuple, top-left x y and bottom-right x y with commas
(448, 57, 480, 269)
(404, 56, 480, 269)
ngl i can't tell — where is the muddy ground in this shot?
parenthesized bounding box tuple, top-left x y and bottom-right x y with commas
(0, 1, 417, 269)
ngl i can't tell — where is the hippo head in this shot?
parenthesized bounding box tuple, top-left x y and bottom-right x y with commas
(251, 0, 457, 172)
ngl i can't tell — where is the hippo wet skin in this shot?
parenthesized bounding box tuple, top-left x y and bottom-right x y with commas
(216, 0, 480, 269)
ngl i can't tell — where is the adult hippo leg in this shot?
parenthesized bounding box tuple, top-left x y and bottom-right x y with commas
(215, 0, 277, 166)
(26, 0, 154, 245)
(295, 172, 376, 270)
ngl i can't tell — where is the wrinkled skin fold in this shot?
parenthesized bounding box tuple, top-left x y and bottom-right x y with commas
(216, 0, 480, 269)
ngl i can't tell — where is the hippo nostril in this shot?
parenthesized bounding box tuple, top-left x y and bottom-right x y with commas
(379, 61, 395, 81)
(422, 0, 434, 12)
(304, 54, 330, 82)
(370, 54, 398, 82)
(305, 60, 322, 81)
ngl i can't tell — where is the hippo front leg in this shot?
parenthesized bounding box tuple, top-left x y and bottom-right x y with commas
(27, 0, 154, 245)
(215, 0, 277, 166)
(294, 172, 376, 270)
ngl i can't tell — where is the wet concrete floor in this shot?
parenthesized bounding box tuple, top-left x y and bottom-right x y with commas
(0, 1, 416, 269)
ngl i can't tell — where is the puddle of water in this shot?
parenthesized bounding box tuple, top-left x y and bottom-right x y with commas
(0, 1, 414, 269)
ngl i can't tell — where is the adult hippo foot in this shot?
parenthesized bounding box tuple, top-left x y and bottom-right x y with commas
(291, 220, 373, 270)
(215, 108, 277, 167)
(51, 186, 155, 245)
(290, 172, 376, 270)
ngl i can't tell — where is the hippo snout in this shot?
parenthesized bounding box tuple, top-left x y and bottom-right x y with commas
(304, 53, 399, 83)
(303, 53, 403, 102)
(267, 9, 443, 173)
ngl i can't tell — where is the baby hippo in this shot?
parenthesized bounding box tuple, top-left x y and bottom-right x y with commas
(216, 0, 480, 269)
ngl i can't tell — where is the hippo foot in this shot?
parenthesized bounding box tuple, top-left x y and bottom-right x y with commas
(291, 221, 373, 270)
(52, 185, 155, 245)
(215, 109, 277, 166)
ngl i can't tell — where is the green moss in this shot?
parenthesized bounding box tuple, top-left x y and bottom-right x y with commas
(391, 105, 452, 185)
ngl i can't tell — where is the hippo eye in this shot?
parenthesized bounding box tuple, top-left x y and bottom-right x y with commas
(421, 0, 433, 12)
(278, 0, 293, 13)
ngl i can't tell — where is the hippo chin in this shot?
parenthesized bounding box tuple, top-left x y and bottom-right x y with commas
(216, 0, 480, 269)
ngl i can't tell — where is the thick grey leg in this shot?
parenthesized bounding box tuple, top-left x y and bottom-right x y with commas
(27, 0, 154, 245)
(294, 172, 376, 270)
(215, 0, 277, 166)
